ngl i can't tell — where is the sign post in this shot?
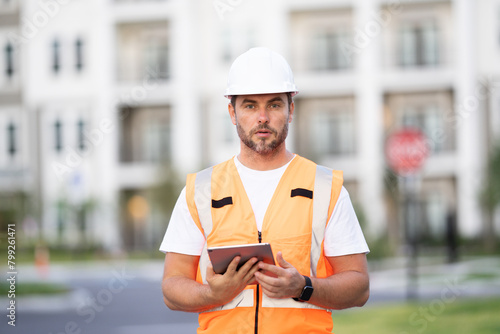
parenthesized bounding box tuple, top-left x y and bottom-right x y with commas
(386, 128, 429, 300)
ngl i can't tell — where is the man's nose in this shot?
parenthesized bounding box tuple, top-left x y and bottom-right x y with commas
(257, 107, 270, 123)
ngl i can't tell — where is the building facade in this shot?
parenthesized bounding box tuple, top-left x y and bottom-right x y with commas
(0, 0, 499, 253)
(0, 0, 27, 235)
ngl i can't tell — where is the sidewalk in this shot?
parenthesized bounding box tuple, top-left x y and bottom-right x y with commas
(1, 259, 161, 313)
(367, 256, 500, 305)
(3, 256, 500, 312)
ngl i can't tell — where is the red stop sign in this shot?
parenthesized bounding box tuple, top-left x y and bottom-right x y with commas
(386, 128, 429, 175)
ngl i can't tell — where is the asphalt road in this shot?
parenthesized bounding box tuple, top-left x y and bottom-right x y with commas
(2, 256, 500, 334)
(1, 267, 199, 334)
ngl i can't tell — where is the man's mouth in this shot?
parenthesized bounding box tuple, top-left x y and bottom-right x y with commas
(255, 129, 272, 138)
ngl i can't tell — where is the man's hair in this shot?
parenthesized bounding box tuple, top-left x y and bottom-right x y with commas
(230, 93, 293, 111)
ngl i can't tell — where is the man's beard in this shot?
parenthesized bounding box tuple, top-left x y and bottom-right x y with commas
(236, 121, 289, 155)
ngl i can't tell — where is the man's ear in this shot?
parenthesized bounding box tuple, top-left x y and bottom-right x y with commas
(228, 102, 237, 125)
(288, 101, 295, 123)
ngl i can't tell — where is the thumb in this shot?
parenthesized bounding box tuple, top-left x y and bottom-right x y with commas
(276, 251, 292, 269)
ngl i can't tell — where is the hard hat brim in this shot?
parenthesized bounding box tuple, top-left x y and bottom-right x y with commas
(224, 90, 298, 99)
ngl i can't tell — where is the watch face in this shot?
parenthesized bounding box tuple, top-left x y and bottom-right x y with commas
(301, 286, 313, 301)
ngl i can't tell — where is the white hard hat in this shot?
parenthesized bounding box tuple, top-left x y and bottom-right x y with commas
(224, 47, 298, 99)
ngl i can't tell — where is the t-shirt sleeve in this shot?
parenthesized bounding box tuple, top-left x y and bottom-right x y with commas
(159, 187, 206, 255)
(323, 186, 370, 257)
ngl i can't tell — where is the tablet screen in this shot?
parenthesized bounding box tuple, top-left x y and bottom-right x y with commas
(207, 243, 275, 274)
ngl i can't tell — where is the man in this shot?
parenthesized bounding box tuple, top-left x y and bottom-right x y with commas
(160, 47, 369, 333)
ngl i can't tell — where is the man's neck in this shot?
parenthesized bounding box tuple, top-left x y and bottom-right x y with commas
(237, 144, 294, 171)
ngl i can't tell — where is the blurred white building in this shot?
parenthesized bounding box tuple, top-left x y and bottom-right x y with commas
(0, 1, 27, 231)
(0, 0, 499, 252)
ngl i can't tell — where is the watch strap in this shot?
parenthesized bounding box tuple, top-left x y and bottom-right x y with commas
(293, 275, 313, 302)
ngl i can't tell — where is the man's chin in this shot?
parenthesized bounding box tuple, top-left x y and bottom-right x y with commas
(253, 142, 280, 155)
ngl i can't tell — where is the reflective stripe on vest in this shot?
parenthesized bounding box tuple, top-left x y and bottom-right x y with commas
(193, 161, 334, 311)
(194, 166, 214, 284)
(310, 165, 333, 278)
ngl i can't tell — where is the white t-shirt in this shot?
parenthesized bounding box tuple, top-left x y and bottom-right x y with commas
(159, 156, 369, 257)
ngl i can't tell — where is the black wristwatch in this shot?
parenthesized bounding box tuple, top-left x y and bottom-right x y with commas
(293, 275, 313, 302)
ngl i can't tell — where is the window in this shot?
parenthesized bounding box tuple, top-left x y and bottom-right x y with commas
(401, 104, 451, 153)
(77, 119, 85, 151)
(386, 92, 455, 155)
(52, 39, 61, 74)
(54, 119, 63, 152)
(399, 20, 439, 67)
(116, 21, 170, 82)
(220, 27, 256, 64)
(419, 178, 456, 241)
(75, 38, 84, 71)
(119, 107, 171, 163)
(144, 39, 169, 80)
(310, 111, 355, 156)
(5, 42, 14, 79)
(296, 97, 356, 159)
(143, 120, 170, 163)
(311, 30, 350, 71)
(423, 192, 447, 237)
(291, 9, 353, 72)
(0, 0, 18, 11)
(7, 122, 16, 157)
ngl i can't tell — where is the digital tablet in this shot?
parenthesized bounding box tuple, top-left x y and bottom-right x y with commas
(207, 243, 275, 274)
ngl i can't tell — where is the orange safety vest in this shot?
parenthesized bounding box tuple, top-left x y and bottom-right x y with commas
(185, 155, 343, 334)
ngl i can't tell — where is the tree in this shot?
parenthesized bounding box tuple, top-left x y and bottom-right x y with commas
(480, 143, 500, 251)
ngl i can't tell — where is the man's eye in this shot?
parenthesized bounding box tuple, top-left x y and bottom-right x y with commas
(245, 105, 255, 109)
(270, 104, 280, 108)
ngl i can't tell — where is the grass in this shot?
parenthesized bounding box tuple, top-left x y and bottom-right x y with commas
(0, 282, 70, 296)
(332, 298, 500, 334)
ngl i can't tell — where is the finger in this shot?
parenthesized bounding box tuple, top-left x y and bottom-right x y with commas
(237, 257, 258, 276)
(225, 256, 241, 274)
(276, 252, 292, 269)
(255, 274, 281, 297)
(254, 270, 280, 287)
(243, 261, 260, 284)
(260, 288, 279, 299)
(247, 277, 257, 285)
(258, 261, 283, 277)
(259, 283, 281, 298)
